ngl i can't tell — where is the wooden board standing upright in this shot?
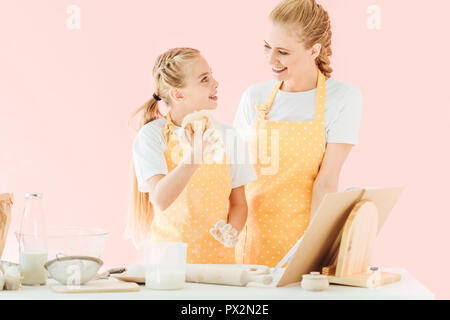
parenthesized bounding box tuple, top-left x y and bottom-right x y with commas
(322, 199, 401, 288)
(276, 187, 404, 287)
(335, 200, 378, 277)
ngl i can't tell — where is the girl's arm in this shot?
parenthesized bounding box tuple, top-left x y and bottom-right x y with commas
(146, 129, 218, 211)
(310, 143, 353, 220)
(147, 160, 199, 211)
(226, 186, 248, 232)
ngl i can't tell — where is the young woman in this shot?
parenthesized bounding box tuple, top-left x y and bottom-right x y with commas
(234, 0, 363, 267)
(127, 48, 256, 264)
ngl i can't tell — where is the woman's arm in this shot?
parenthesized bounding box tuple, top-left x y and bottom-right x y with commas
(310, 143, 354, 219)
(226, 186, 248, 232)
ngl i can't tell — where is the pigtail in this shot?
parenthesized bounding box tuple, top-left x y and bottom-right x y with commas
(125, 97, 161, 248)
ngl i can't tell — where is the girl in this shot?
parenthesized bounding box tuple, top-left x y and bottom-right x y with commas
(127, 48, 256, 264)
(234, 0, 363, 267)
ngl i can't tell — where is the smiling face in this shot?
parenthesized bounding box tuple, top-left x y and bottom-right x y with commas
(177, 55, 219, 113)
(264, 22, 320, 82)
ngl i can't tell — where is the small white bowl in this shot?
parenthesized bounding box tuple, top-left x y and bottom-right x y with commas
(301, 272, 329, 292)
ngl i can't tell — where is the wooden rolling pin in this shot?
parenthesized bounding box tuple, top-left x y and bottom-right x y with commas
(186, 264, 273, 286)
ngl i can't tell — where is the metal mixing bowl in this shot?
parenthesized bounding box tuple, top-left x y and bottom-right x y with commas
(44, 255, 103, 285)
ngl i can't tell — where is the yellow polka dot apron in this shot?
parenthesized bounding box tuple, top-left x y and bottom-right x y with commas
(150, 112, 235, 264)
(236, 71, 327, 267)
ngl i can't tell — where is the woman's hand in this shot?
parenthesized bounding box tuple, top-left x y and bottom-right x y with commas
(210, 220, 239, 248)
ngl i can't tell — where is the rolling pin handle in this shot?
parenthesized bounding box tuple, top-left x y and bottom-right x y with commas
(247, 274, 273, 285)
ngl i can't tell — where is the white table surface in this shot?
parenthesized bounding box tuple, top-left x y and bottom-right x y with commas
(0, 267, 434, 300)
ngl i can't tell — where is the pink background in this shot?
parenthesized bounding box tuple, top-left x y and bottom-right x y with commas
(1, 0, 449, 298)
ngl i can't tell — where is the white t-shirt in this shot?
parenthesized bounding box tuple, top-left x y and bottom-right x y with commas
(133, 117, 257, 193)
(233, 78, 363, 145)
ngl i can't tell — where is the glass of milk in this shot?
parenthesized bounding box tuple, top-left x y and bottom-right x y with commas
(144, 241, 187, 290)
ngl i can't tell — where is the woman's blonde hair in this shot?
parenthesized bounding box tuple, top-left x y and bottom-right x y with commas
(270, 0, 333, 78)
(126, 47, 201, 248)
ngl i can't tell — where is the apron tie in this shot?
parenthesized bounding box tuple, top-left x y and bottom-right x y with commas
(256, 105, 269, 121)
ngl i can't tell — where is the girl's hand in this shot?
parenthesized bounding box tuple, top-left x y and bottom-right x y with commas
(179, 128, 220, 164)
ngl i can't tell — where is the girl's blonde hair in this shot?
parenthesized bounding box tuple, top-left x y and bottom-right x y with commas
(270, 0, 333, 78)
(126, 47, 201, 248)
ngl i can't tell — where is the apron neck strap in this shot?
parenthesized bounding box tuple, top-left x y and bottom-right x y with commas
(314, 71, 326, 124)
(256, 81, 283, 120)
(256, 70, 327, 123)
(163, 112, 175, 143)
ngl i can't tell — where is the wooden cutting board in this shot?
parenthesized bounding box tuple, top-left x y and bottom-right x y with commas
(335, 200, 378, 277)
(277, 187, 403, 287)
(50, 279, 140, 293)
(323, 200, 402, 288)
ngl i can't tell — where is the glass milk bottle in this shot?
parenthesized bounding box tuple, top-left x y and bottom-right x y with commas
(17, 193, 48, 285)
